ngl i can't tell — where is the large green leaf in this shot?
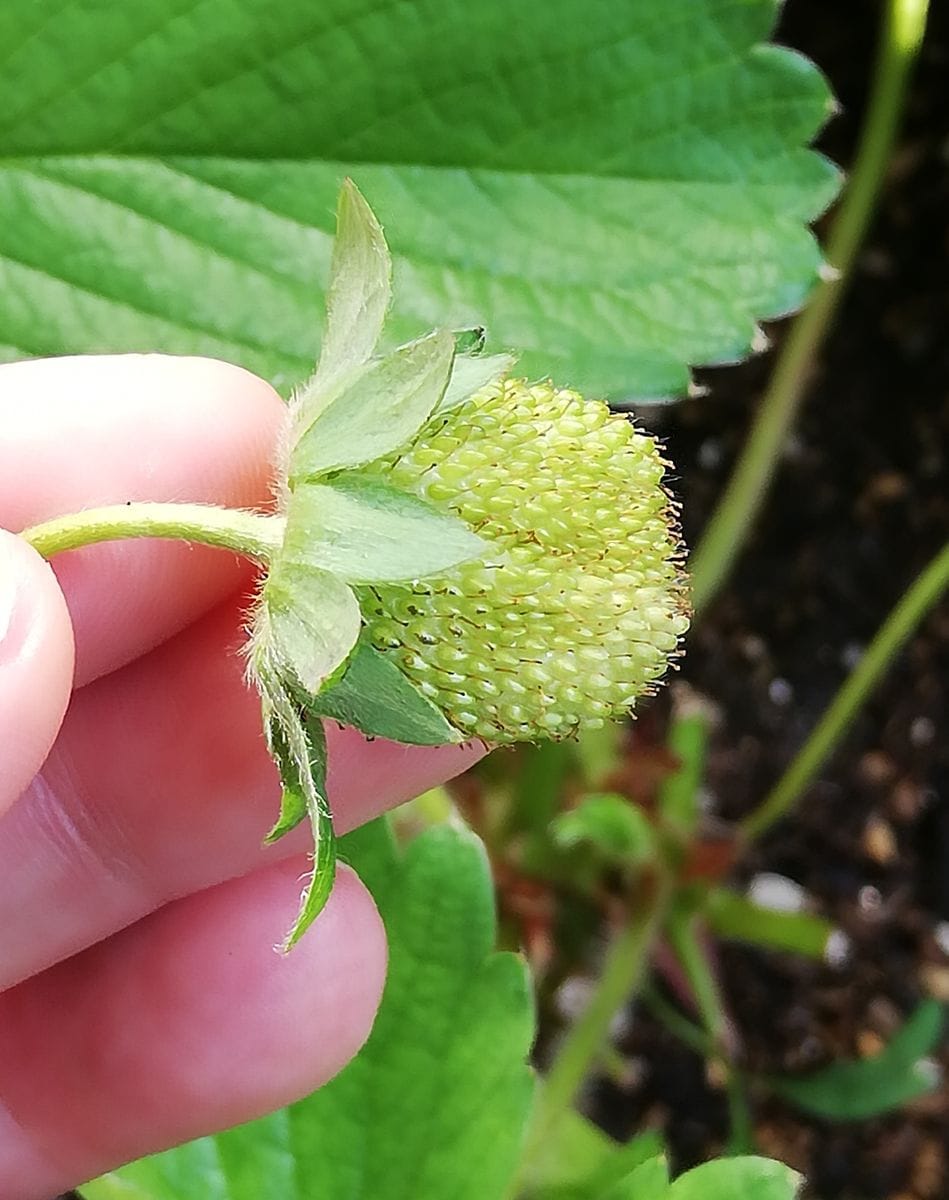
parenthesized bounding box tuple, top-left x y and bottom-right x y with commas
(577, 1155, 798, 1200)
(526, 1140, 801, 1200)
(80, 819, 535, 1200)
(0, 0, 837, 400)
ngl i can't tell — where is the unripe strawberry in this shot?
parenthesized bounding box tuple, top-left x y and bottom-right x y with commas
(242, 180, 693, 945)
(358, 376, 689, 743)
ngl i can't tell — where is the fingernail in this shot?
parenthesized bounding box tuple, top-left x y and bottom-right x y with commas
(0, 538, 29, 667)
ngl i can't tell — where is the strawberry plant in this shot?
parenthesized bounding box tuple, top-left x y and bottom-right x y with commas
(23, 180, 689, 948)
(0, 1, 944, 1199)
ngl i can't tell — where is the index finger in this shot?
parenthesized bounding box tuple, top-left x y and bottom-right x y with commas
(0, 354, 285, 687)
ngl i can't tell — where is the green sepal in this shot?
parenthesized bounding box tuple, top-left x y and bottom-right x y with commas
(283, 795, 337, 952)
(289, 329, 455, 484)
(263, 559, 361, 696)
(259, 677, 338, 951)
(452, 326, 486, 355)
(309, 633, 464, 745)
(265, 785, 308, 843)
(288, 181, 390, 439)
(317, 179, 391, 383)
(282, 473, 490, 584)
(437, 350, 517, 416)
(262, 708, 309, 841)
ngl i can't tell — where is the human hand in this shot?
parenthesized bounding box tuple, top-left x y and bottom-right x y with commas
(0, 355, 484, 1199)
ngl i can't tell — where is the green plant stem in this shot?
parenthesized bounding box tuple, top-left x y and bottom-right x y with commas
(741, 539, 949, 841)
(657, 712, 708, 842)
(688, 0, 930, 616)
(502, 741, 572, 843)
(21, 501, 284, 563)
(666, 909, 753, 1154)
(641, 981, 711, 1056)
(666, 910, 726, 1050)
(519, 871, 670, 1175)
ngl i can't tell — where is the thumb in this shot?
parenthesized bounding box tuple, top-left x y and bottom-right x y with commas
(0, 530, 74, 813)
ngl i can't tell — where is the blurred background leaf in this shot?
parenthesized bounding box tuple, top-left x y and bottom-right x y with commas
(552, 794, 657, 867)
(80, 819, 535, 1200)
(520, 1120, 665, 1199)
(703, 887, 837, 959)
(768, 1000, 945, 1121)
(667, 1157, 800, 1199)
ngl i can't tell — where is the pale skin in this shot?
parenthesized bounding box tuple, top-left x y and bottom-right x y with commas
(0, 354, 484, 1199)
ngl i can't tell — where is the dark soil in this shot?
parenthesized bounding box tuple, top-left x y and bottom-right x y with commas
(581, 1, 949, 1196)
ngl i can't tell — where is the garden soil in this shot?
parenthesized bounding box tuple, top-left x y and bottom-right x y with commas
(584, 2, 949, 1196)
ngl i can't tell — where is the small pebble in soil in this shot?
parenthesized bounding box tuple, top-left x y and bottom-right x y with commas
(748, 872, 808, 913)
(614, 1056, 648, 1090)
(862, 815, 899, 865)
(915, 1058, 942, 1089)
(857, 885, 884, 913)
(857, 1029, 885, 1057)
(824, 929, 852, 969)
(697, 437, 724, 470)
(888, 777, 925, 822)
(867, 996, 903, 1036)
(740, 633, 767, 662)
(554, 975, 594, 1019)
(909, 715, 936, 746)
(858, 750, 897, 786)
(919, 962, 949, 1003)
(768, 677, 794, 705)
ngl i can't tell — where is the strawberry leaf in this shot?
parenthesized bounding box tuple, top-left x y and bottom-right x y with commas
(669, 1157, 801, 1200)
(79, 819, 535, 1200)
(704, 887, 836, 960)
(0, 0, 837, 400)
(260, 708, 309, 840)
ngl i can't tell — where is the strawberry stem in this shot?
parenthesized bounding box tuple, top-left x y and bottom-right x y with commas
(21, 502, 284, 564)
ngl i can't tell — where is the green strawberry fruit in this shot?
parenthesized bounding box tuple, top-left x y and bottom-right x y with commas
(359, 375, 688, 743)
